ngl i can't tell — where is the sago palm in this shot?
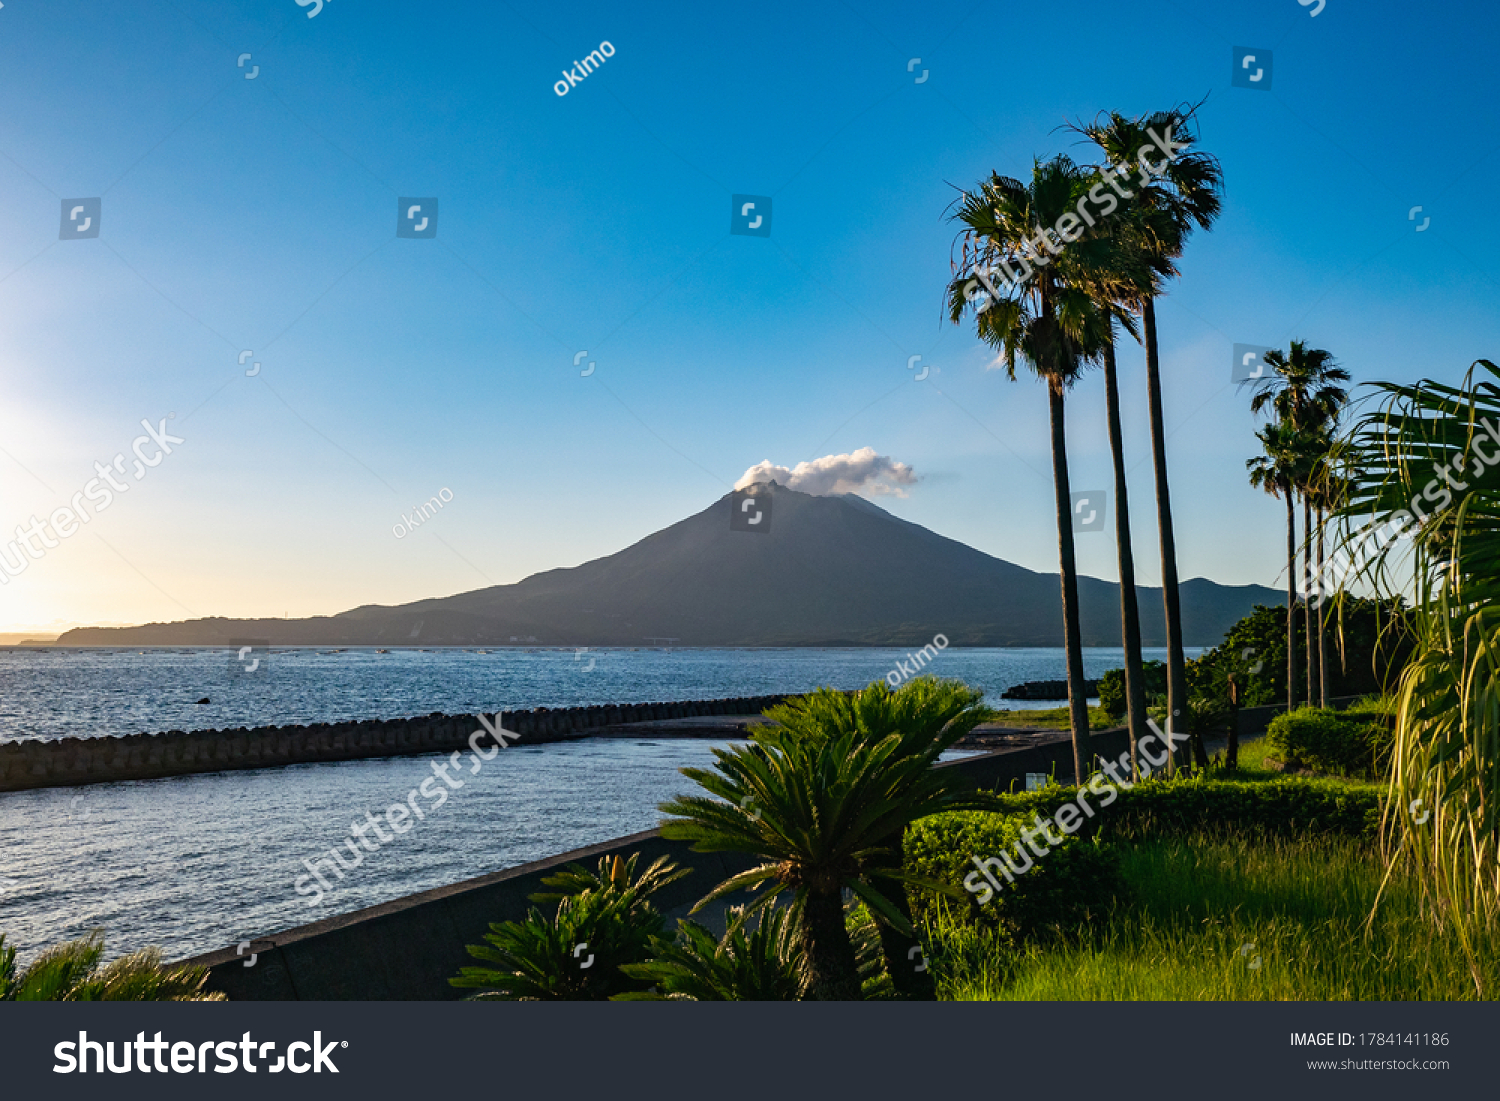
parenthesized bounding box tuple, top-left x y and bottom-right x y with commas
(617, 905, 803, 1001)
(450, 853, 686, 1000)
(660, 724, 981, 1000)
(758, 678, 993, 998)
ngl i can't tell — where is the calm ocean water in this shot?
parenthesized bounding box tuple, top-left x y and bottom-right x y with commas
(0, 645, 1186, 742)
(0, 646, 1192, 964)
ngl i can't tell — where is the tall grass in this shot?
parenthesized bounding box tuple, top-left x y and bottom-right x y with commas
(930, 832, 1499, 1000)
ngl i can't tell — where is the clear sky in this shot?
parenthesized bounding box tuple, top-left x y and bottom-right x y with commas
(0, 0, 1495, 634)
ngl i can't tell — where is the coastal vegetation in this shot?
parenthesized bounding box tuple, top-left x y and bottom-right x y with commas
(947, 103, 1224, 780)
(932, 827, 1497, 1001)
(658, 680, 994, 999)
(1330, 359, 1500, 977)
(1246, 340, 1351, 711)
(451, 853, 687, 1000)
(0, 931, 221, 1001)
(986, 705, 1114, 731)
(448, 710, 1492, 1000)
(444, 652, 1488, 1002)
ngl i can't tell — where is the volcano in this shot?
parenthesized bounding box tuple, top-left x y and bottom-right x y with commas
(57, 482, 1277, 648)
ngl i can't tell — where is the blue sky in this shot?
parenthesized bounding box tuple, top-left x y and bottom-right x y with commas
(0, 0, 1495, 633)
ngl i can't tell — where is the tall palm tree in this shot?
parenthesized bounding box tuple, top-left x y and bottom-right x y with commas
(1248, 420, 1316, 710)
(660, 723, 982, 1000)
(1101, 331, 1148, 776)
(1074, 105, 1223, 759)
(1307, 460, 1351, 706)
(1252, 341, 1351, 709)
(945, 155, 1134, 783)
(1303, 488, 1317, 702)
(758, 678, 992, 998)
(1251, 341, 1351, 438)
(1081, 198, 1177, 776)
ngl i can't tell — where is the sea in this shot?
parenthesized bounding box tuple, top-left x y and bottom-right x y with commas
(0, 646, 1191, 963)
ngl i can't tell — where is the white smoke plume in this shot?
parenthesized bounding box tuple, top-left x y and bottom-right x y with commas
(734, 447, 918, 497)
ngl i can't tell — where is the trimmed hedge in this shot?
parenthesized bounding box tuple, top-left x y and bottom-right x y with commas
(905, 811, 1121, 944)
(986, 777, 1383, 841)
(906, 778, 1384, 935)
(1267, 704, 1393, 778)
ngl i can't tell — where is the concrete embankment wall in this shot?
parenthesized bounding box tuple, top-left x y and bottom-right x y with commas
(0, 695, 797, 794)
(185, 726, 1131, 1001)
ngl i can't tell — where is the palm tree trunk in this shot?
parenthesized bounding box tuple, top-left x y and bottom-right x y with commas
(874, 835, 935, 999)
(1142, 298, 1191, 770)
(1337, 591, 1348, 683)
(1103, 336, 1147, 779)
(1303, 495, 1316, 707)
(1285, 483, 1297, 711)
(799, 885, 862, 1000)
(1048, 381, 1092, 784)
(1317, 507, 1330, 707)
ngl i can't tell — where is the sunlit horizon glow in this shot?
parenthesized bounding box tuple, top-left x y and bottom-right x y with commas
(1, 0, 1493, 634)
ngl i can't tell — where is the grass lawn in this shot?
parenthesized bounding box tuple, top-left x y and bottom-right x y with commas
(986, 706, 1115, 730)
(928, 737, 1493, 1000)
(1223, 731, 1282, 775)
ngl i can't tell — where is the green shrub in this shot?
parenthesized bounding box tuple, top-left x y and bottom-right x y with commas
(905, 811, 1122, 943)
(1098, 661, 1166, 721)
(1340, 695, 1395, 720)
(907, 780, 1383, 949)
(1098, 670, 1124, 720)
(1186, 599, 1412, 708)
(986, 776, 1383, 842)
(1267, 705, 1392, 778)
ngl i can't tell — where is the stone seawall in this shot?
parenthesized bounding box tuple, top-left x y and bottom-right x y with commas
(0, 695, 795, 793)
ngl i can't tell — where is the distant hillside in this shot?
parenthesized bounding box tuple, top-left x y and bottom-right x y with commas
(58, 482, 1279, 648)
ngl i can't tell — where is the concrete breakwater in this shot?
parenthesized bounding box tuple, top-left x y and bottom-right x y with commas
(0, 694, 796, 793)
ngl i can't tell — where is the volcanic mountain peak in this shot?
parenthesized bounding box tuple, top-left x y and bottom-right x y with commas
(57, 485, 1276, 648)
